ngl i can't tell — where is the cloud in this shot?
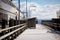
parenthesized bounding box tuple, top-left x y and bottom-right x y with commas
(31, 3, 60, 19)
(13, 1, 60, 19)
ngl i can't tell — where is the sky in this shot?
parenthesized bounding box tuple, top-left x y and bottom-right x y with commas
(12, 0, 60, 20)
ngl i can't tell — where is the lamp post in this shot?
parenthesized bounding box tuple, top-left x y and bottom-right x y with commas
(26, 0, 28, 18)
(18, 0, 20, 24)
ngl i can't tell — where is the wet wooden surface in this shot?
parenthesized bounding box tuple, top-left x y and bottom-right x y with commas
(15, 24, 60, 40)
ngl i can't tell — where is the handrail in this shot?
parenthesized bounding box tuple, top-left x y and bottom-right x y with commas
(0, 25, 26, 40)
(0, 23, 26, 33)
(0, 23, 27, 40)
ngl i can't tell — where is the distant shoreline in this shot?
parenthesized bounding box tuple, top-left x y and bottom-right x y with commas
(36, 18, 52, 23)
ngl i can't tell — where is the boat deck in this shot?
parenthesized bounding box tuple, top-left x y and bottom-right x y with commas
(15, 24, 60, 40)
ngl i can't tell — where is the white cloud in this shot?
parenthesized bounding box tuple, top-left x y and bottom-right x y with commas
(31, 3, 60, 19)
(13, 1, 60, 19)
